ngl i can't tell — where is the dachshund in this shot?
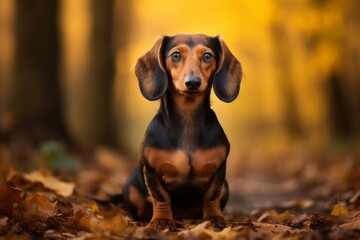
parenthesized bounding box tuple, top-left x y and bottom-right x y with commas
(123, 34, 242, 231)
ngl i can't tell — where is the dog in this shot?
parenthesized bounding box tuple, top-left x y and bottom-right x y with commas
(123, 34, 242, 231)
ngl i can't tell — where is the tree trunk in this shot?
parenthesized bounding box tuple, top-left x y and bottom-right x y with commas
(10, 0, 66, 141)
(60, 0, 116, 148)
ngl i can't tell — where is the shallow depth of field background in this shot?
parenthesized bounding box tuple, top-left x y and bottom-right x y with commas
(0, 0, 360, 177)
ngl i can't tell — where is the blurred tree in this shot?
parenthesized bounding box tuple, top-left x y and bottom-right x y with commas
(271, 18, 302, 137)
(112, 0, 133, 151)
(1, 0, 132, 149)
(60, 0, 131, 148)
(9, 0, 66, 141)
(337, 0, 360, 138)
(60, 0, 113, 147)
(0, 0, 14, 136)
(268, 0, 360, 147)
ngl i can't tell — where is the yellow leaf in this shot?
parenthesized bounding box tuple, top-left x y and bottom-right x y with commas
(200, 227, 238, 240)
(24, 170, 75, 197)
(91, 202, 99, 214)
(331, 202, 349, 216)
(90, 215, 127, 233)
(274, 210, 289, 220)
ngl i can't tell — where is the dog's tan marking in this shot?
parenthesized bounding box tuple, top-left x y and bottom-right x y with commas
(143, 167, 174, 221)
(144, 146, 227, 186)
(192, 146, 227, 179)
(203, 181, 226, 219)
(144, 147, 190, 186)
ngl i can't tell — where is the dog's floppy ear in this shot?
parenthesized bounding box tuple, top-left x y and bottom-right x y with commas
(135, 37, 168, 101)
(213, 37, 242, 103)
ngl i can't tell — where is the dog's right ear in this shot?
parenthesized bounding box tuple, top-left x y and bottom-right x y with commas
(135, 37, 168, 101)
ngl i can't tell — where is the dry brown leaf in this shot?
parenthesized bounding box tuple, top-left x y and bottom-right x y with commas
(63, 210, 92, 232)
(189, 220, 212, 231)
(78, 212, 92, 231)
(178, 221, 210, 239)
(0, 216, 9, 232)
(339, 219, 360, 230)
(23, 170, 75, 197)
(90, 214, 128, 234)
(281, 199, 314, 209)
(21, 193, 58, 218)
(200, 227, 239, 240)
(0, 181, 22, 217)
(253, 222, 307, 235)
(274, 211, 288, 220)
(71, 233, 96, 240)
(350, 191, 360, 206)
(180, 221, 240, 240)
(258, 210, 277, 222)
(11, 193, 59, 232)
(132, 226, 167, 240)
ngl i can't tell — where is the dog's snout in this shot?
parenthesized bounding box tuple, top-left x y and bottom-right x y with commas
(185, 76, 201, 91)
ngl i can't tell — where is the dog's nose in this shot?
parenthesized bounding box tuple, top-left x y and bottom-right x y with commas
(185, 76, 201, 91)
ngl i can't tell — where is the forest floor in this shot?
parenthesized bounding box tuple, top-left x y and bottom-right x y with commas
(0, 137, 360, 240)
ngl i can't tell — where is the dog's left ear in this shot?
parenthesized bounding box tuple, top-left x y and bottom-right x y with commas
(135, 37, 169, 101)
(213, 37, 242, 103)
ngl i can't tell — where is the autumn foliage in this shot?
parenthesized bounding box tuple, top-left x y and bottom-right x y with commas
(0, 141, 359, 239)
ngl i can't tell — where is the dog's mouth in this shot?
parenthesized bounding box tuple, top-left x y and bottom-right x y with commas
(183, 90, 200, 94)
(178, 89, 203, 96)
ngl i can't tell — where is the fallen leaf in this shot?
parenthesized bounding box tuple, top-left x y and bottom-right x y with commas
(90, 214, 128, 234)
(22, 193, 58, 217)
(91, 202, 100, 215)
(339, 219, 360, 230)
(12, 193, 59, 232)
(258, 210, 277, 222)
(331, 202, 349, 216)
(189, 220, 212, 231)
(200, 226, 239, 240)
(273, 211, 291, 221)
(0, 181, 22, 217)
(0, 216, 9, 231)
(71, 233, 96, 240)
(350, 191, 360, 207)
(63, 210, 92, 232)
(309, 213, 333, 232)
(253, 222, 307, 235)
(133, 226, 167, 240)
(179, 221, 239, 240)
(23, 170, 75, 197)
(281, 199, 314, 209)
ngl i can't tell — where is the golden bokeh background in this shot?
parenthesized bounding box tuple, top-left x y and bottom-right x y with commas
(1, 0, 359, 175)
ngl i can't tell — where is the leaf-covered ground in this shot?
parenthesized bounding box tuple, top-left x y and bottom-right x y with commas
(0, 140, 359, 240)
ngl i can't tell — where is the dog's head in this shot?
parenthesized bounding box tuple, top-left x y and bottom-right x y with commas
(135, 34, 242, 103)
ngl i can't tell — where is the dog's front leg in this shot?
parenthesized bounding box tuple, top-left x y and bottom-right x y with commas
(203, 161, 227, 230)
(143, 165, 176, 231)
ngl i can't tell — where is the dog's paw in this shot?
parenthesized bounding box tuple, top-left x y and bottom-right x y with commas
(150, 218, 177, 232)
(205, 216, 226, 230)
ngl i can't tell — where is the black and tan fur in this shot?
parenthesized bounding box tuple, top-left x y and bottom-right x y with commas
(123, 34, 242, 231)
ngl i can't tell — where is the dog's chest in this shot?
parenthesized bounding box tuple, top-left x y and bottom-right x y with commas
(144, 146, 226, 188)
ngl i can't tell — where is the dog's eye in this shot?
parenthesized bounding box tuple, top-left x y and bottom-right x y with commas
(170, 52, 181, 62)
(203, 52, 213, 63)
